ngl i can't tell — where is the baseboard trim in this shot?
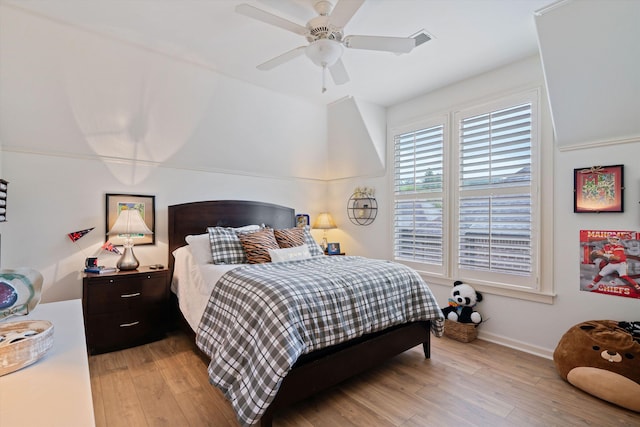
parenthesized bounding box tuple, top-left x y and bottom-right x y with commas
(478, 330, 554, 360)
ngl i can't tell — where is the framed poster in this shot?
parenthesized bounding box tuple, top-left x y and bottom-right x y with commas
(105, 193, 155, 245)
(573, 165, 624, 213)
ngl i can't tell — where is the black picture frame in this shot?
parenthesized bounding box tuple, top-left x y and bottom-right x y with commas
(105, 193, 156, 245)
(573, 165, 624, 213)
(327, 242, 341, 255)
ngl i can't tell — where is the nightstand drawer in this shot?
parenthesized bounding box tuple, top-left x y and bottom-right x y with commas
(86, 308, 163, 353)
(85, 273, 166, 314)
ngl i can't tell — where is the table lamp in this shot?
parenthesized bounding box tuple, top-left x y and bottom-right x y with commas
(313, 212, 337, 250)
(108, 209, 152, 270)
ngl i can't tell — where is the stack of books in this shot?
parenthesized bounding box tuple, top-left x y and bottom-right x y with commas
(83, 266, 117, 274)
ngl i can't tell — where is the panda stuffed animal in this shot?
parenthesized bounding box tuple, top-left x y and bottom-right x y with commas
(441, 280, 483, 324)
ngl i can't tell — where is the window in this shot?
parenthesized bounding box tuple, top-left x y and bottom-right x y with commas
(393, 90, 540, 292)
(393, 120, 446, 275)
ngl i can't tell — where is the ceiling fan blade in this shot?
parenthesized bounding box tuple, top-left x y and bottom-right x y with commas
(257, 0, 315, 22)
(329, 59, 350, 85)
(236, 3, 308, 36)
(329, 0, 365, 29)
(343, 35, 416, 53)
(257, 46, 306, 70)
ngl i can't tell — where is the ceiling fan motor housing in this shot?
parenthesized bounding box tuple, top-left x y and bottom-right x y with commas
(306, 15, 343, 43)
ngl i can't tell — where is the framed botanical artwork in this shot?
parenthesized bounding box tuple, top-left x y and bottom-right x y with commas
(296, 214, 310, 228)
(105, 193, 156, 245)
(573, 165, 624, 213)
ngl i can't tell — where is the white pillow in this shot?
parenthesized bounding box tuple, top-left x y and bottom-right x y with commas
(185, 233, 213, 264)
(268, 244, 312, 263)
(235, 224, 262, 233)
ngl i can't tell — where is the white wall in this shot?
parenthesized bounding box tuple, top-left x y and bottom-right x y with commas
(0, 151, 327, 303)
(338, 55, 640, 358)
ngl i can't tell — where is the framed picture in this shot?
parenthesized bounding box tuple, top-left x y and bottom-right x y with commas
(327, 242, 341, 255)
(105, 193, 156, 245)
(574, 165, 624, 213)
(296, 214, 310, 228)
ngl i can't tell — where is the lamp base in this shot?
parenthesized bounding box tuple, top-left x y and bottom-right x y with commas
(116, 246, 139, 271)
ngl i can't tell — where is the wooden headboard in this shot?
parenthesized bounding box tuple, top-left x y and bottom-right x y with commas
(167, 200, 296, 274)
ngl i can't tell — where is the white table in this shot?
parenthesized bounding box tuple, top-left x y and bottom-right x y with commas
(0, 299, 95, 426)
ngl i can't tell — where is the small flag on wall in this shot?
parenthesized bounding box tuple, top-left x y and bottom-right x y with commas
(101, 241, 121, 255)
(67, 227, 95, 242)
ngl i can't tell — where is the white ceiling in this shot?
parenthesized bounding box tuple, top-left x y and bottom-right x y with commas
(3, 0, 555, 106)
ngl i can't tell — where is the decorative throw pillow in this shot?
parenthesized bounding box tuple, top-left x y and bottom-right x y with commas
(268, 245, 311, 263)
(238, 228, 280, 264)
(273, 227, 305, 248)
(303, 226, 325, 256)
(206, 225, 262, 264)
(206, 226, 259, 264)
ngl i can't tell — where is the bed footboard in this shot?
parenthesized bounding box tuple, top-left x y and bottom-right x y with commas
(258, 321, 431, 427)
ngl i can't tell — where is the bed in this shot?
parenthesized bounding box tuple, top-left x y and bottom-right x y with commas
(168, 200, 444, 427)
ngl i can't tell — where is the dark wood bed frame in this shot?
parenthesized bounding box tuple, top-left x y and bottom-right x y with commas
(168, 200, 432, 427)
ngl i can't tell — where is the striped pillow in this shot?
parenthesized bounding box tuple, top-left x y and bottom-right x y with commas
(238, 228, 280, 264)
(273, 227, 305, 248)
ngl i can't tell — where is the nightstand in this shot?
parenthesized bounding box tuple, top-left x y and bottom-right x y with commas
(82, 266, 169, 355)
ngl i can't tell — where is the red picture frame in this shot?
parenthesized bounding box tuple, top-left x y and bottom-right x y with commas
(574, 165, 624, 213)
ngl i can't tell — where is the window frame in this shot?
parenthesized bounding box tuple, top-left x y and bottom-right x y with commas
(452, 90, 540, 290)
(390, 88, 548, 301)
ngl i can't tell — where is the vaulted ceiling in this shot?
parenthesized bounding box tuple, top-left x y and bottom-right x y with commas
(2, 0, 554, 106)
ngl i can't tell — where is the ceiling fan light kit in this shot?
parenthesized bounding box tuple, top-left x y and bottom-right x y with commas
(236, 0, 424, 92)
(306, 39, 344, 67)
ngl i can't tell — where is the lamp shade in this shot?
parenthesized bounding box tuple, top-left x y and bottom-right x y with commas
(313, 212, 337, 230)
(108, 209, 152, 236)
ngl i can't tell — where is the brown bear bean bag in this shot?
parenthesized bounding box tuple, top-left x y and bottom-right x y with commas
(553, 320, 640, 412)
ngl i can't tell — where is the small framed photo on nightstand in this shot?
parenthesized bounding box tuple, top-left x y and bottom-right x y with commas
(327, 242, 341, 255)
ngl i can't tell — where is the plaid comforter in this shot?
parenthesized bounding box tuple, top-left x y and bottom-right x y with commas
(196, 255, 444, 426)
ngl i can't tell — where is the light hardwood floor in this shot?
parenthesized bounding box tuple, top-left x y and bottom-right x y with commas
(89, 331, 640, 426)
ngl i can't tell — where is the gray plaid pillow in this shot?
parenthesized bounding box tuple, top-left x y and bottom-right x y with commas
(207, 227, 249, 264)
(303, 226, 325, 257)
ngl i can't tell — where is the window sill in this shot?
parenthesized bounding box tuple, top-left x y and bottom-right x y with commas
(416, 272, 555, 304)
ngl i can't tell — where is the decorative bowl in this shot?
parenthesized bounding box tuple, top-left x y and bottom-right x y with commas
(0, 320, 54, 376)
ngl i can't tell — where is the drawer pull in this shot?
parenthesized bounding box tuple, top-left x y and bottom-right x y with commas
(120, 292, 141, 298)
(120, 321, 140, 328)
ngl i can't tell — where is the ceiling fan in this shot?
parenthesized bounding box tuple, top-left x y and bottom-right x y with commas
(236, 0, 418, 92)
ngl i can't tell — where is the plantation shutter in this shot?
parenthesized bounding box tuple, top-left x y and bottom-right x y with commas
(393, 124, 444, 266)
(457, 103, 533, 276)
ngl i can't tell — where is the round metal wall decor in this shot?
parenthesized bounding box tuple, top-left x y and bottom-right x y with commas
(347, 192, 378, 226)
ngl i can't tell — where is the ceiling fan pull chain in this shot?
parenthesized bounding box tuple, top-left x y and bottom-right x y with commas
(322, 64, 327, 93)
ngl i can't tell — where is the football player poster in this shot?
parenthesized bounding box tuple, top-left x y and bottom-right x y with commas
(580, 229, 640, 299)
